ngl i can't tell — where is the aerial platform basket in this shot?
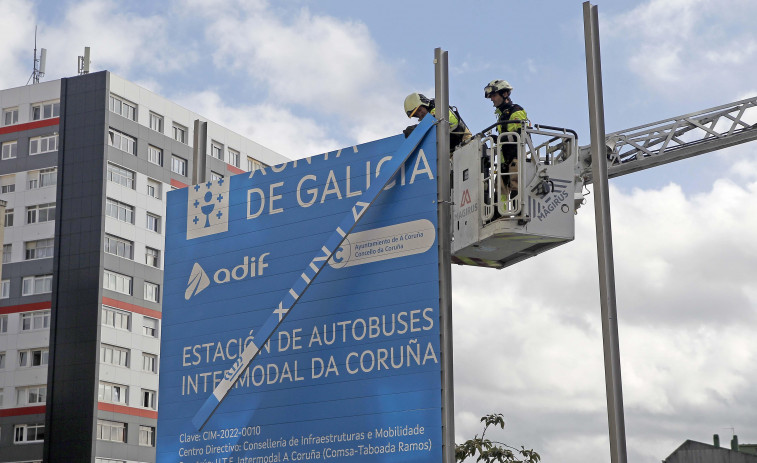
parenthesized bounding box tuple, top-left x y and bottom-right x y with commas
(451, 124, 581, 269)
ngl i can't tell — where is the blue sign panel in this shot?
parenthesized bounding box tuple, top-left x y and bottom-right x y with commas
(157, 119, 442, 462)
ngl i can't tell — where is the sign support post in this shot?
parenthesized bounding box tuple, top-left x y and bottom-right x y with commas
(435, 47, 456, 463)
(583, 4, 628, 463)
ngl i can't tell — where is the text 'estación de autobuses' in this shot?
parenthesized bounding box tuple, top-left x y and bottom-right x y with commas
(181, 307, 439, 395)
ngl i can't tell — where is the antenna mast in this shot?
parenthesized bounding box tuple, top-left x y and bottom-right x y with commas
(78, 47, 90, 75)
(28, 26, 46, 85)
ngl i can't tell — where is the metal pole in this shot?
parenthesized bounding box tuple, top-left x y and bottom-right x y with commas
(435, 47, 456, 463)
(582, 3, 628, 463)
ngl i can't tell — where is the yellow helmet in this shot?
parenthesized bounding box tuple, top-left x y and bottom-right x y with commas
(404, 93, 432, 118)
(484, 80, 513, 98)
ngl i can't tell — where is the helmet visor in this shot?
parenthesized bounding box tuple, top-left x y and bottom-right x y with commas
(407, 106, 420, 118)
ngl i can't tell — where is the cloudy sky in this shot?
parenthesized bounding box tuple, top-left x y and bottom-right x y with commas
(4, 0, 757, 461)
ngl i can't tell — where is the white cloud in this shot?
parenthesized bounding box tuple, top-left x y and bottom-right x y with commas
(182, 0, 409, 144)
(173, 90, 341, 159)
(452, 176, 757, 462)
(604, 0, 757, 100)
(27, 0, 189, 82)
(0, 0, 37, 90)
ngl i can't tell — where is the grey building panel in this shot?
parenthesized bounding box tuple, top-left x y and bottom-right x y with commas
(0, 259, 52, 302)
(0, 414, 44, 462)
(94, 414, 157, 462)
(45, 71, 109, 462)
(101, 254, 163, 313)
(0, 126, 60, 175)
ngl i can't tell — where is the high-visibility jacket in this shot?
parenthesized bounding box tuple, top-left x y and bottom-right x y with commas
(431, 107, 472, 149)
(495, 102, 527, 135)
(495, 102, 527, 165)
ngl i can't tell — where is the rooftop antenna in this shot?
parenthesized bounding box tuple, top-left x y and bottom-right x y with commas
(28, 26, 46, 85)
(78, 47, 90, 75)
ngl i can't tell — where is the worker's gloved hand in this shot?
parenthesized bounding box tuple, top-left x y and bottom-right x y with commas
(403, 124, 418, 138)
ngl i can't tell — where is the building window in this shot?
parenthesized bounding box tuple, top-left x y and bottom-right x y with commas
(210, 171, 223, 181)
(21, 310, 50, 330)
(142, 354, 157, 374)
(107, 163, 135, 189)
(26, 203, 56, 224)
(104, 234, 133, 260)
(101, 344, 129, 367)
(145, 247, 160, 268)
(25, 239, 54, 260)
(211, 141, 224, 160)
(18, 348, 49, 368)
(147, 145, 163, 166)
(105, 198, 134, 224)
(14, 423, 45, 443)
(171, 155, 187, 176)
(142, 317, 158, 338)
(146, 213, 161, 233)
(109, 94, 136, 121)
(0, 352, 5, 369)
(0, 313, 7, 330)
(2, 140, 18, 160)
(29, 133, 58, 155)
(97, 419, 127, 443)
(146, 178, 161, 199)
(1, 174, 15, 193)
(98, 382, 128, 405)
(139, 425, 156, 447)
(3, 107, 19, 126)
(149, 112, 163, 133)
(247, 156, 265, 172)
(22, 275, 52, 296)
(0, 281, 8, 299)
(32, 100, 60, 120)
(108, 128, 136, 155)
(141, 389, 156, 408)
(172, 124, 187, 144)
(229, 148, 240, 167)
(3, 244, 11, 263)
(103, 270, 132, 295)
(27, 167, 57, 189)
(17, 385, 47, 405)
(4, 208, 13, 227)
(144, 281, 159, 302)
(102, 306, 130, 331)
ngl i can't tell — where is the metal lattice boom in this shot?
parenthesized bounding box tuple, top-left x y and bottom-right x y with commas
(580, 96, 757, 183)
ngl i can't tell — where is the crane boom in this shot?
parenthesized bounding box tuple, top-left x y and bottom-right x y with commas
(579, 96, 757, 184)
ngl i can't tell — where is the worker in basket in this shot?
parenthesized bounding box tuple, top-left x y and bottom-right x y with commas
(484, 79, 527, 202)
(403, 92, 471, 151)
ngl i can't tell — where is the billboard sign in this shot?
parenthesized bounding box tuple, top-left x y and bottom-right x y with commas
(157, 117, 443, 462)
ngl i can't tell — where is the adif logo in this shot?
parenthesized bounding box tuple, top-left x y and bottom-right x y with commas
(187, 178, 230, 240)
(184, 253, 270, 300)
(185, 263, 211, 300)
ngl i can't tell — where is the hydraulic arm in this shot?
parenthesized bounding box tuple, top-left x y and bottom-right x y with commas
(578, 96, 757, 184)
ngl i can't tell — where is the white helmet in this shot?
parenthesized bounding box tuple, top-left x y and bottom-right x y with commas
(404, 93, 432, 118)
(484, 80, 513, 98)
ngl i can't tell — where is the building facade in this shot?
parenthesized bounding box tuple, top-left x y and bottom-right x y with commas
(0, 71, 288, 463)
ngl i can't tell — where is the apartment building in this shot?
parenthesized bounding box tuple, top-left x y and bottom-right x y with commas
(0, 71, 288, 463)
